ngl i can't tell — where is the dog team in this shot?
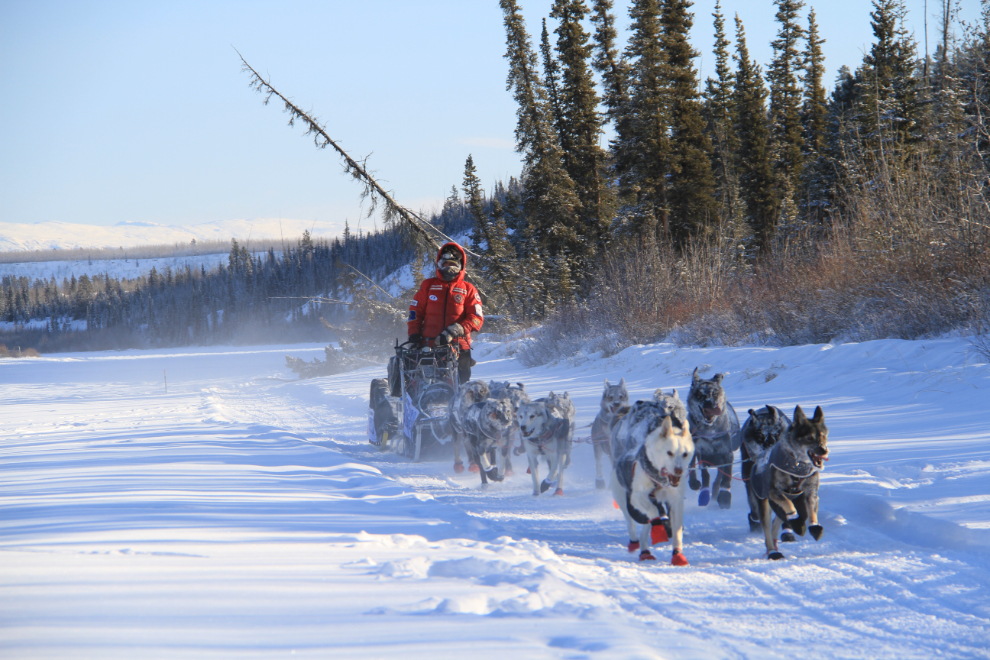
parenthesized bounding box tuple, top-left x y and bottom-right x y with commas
(448, 368, 830, 565)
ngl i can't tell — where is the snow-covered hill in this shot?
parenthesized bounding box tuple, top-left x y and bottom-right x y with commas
(2, 336, 988, 657)
(0, 218, 344, 253)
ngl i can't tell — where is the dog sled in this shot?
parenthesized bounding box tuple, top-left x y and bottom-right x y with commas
(367, 339, 459, 461)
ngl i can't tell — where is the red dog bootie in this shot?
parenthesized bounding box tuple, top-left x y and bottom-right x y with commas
(554, 488, 564, 496)
(453, 461, 464, 474)
(650, 518, 669, 544)
(627, 540, 640, 553)
(468, 462, 480, 473)
(639, 550, 656, 561)
(671, 549, 689, 566)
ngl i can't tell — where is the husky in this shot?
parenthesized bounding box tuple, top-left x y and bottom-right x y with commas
(590, 379, 629, 489)
(740, 405, 791, 532)
(653, 388, 687, 426)
(751, 405, 829, 560)
(516, 391, 575, 496)
(686, 368, 740, 509)
(460, 398, 515, 488)
(488, 381, 531, 475)
(449, 380, 490, 474)
(610, 399, 695, 565)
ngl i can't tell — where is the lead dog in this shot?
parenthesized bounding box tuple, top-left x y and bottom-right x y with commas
(460, 397, 515, 488)
(450, 380, 490, 474)
(489, 381, 530, 475)
(740, 405, 791, 531)
(751, 405, 829, 560)
(687, 368, 740, 509)
(516, 391, 575, 496)
(590, 379, 629, 489)
(610, 399, 695, 565)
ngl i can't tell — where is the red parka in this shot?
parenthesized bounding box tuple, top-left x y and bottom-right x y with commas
(407, 242, 483, 350)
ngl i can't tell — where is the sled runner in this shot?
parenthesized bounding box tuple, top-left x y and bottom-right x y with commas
(369, 339, 460, 461)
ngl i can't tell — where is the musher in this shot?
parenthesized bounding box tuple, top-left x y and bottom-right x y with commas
(407, 242, 483, 384)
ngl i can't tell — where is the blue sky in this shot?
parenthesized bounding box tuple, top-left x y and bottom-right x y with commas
(0, 1, 979, 232)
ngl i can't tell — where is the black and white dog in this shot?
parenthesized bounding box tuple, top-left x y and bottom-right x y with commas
(590, 379, 629, 489)
(751, 405, 829, 560)
(610, 399, 695, 565)
(459, 397, 515, 489)
(516, 392, 575, 496)
(687, 368, 740, 509)
(449, 380, 490, 474)
(740, 405, 791, 531)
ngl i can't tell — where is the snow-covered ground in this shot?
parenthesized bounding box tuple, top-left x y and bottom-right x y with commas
(2, 336, 989, 658)
(0, 252, 267, 284)
(0, 219, 343, 253)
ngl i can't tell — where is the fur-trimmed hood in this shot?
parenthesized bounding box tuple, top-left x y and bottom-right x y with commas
(435, 242, 467, 281)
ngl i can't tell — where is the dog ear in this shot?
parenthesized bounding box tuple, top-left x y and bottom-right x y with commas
(793, 405, 807, 424)
(748, 408, 757, 417)
(768, 405, 778, 422)
(812, 406, 825, 423)
(672, 389, 680, 400)
(619, 377, 626, 388)
(604, 379, 610, 390)
(713, 373, 724, 385)
(692, 367, 700, 384)
(659, 416, 672, 436)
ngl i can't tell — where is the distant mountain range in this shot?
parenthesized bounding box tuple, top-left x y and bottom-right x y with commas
(0, 218, 345, 253)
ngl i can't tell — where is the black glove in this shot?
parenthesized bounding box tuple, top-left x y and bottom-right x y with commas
(408, 333, 423, 345)
(436, 332, 450, 346)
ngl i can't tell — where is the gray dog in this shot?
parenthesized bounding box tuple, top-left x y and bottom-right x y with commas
(687, 368, 740, 509)
(460, 398, 515, 489)
(450, 380, 490, 474)
(751, 405, 829, 560)
(590, 379, 629, 489)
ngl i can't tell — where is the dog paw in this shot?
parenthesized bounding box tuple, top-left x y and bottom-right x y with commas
(767, 551, 785, 561)
(717, 490, 731, 509)
(628, 540, 640, 553)
(532, 490, 540, 497)
(639, 550, 656, 562)
(809, 524, 824, 541)
(468, 463, 480, 473)
(488, 470, 504, 482)
(554, 488, 564, 496)
(689, 473, 701, 491)
(526, 467, 531, 474)
(513, 446, 525, 456)
(671, 549, 689, 566)
(698, 488, 711, 507)
(650, 519, 669, 544)
(595, 478, 607, 490)
(453, 461, 464, 474)
(748, 513, 762, 532)
(780, 531, 797, 543)
(790, 520, 807, 536)
(540, 479, 552, 493)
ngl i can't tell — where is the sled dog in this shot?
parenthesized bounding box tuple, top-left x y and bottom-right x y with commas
(740, 405, 791, 532)
(460, 397, 515, 488)
(610, 399, 695, 565)
(488, 381, 530, 474)
(516, 391, 575, 496)
(653, 388, 688, 426)
(751, 405, 829, 560)
(590, 379, 629, 489)
(687, 368, 740, 509)
(450, 380, 490, 474)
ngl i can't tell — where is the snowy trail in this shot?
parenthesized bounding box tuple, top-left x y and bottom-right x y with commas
(2, 339, 989, 658)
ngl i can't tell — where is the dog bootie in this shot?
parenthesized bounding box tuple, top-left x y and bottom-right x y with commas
(809, 524, 824, 541)
(453, 461, 464, 474)
(627, 540, 640, 553)
(650, 518, 669, 544)
(540, 479, 554, 493)
(698, 488, 711, 507)
(671, 549, 689, 566)
(554, 488, 563, 496)
(780, 530, 796, 543)
(595, 478, 607, 490)
(717, 489, 731, 509)
(748, 513, 761, 532)
(468, 462, 480, 473)
(639, 550, 656, 562)
(689, 471, 701, 491)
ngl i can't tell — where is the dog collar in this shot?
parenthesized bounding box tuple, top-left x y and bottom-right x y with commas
(636, 446, 671, 487)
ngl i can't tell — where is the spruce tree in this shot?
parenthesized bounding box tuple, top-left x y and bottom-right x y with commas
(550, 0, 614, 249)
(540, 19, 566, 138)
(801, 7, 829, 218)
(703, 0, 740, 228)
(613, 0, 671, 239)
(589, 0, 630, 125)
(734, 16, 778, 255)
(662, 0, 716, 242)
(499, 0, 582, 297)
(767, 0, 806, 223)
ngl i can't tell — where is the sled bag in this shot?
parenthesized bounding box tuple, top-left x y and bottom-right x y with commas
(369, 378, 399, 445)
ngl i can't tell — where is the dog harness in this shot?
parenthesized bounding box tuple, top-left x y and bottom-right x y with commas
(751, 443, 820, 501)
(524, 416, 568, 448)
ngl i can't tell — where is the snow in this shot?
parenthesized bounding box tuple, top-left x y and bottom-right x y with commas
(0, 218, 343, 253)
(2, 337, 989, 658)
